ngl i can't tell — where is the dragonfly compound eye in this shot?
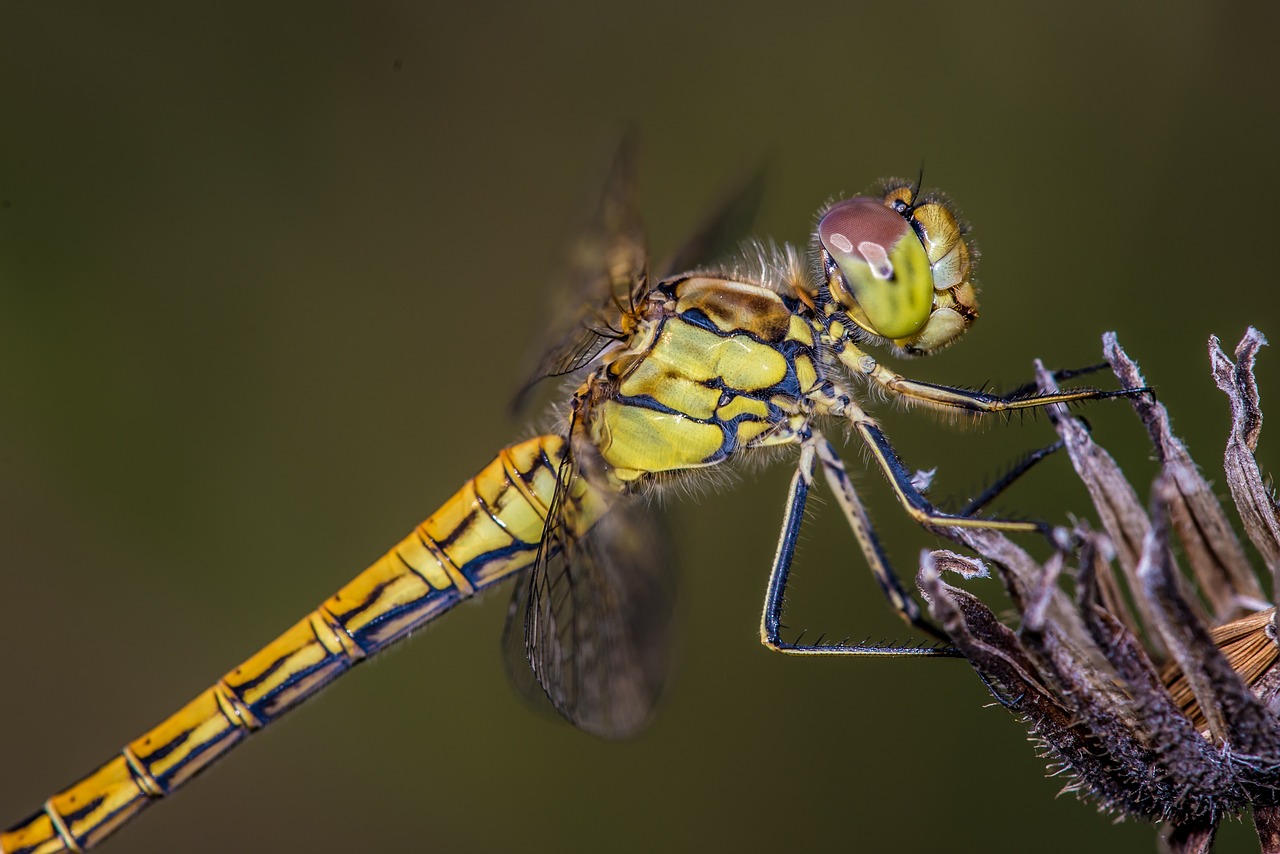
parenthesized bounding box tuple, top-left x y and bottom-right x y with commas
(817, 197, 934, 340)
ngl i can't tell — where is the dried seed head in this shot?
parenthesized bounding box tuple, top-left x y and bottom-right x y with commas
(919, 328, 1280, 853)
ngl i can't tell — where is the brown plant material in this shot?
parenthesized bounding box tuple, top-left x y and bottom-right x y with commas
(917, 328, 1280, 853)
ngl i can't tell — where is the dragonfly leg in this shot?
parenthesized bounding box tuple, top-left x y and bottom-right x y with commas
(956, 438, 1065, 518)
(758, 433, 960, 657)
(853, 416, 1048, 537)
(814, 437, 956, 641)
(837, 344, 1150, 416)
(998, 361, 1114, 401)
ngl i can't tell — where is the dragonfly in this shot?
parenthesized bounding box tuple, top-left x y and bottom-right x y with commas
(1, 140, 1144, 853)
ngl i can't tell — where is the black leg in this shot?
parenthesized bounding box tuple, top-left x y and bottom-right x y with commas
(759, 437, 960, 658)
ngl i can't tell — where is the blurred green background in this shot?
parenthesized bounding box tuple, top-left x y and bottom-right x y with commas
(1, 3, 1276, 852)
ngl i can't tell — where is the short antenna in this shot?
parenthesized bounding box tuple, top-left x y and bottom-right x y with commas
(908, 160, 925, 208)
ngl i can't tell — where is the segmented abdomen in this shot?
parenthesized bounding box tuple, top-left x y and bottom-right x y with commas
(1, 435, 568, 854)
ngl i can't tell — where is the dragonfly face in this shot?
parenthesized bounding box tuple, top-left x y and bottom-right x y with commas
(578, 181, 983, 487)
(815, 183, 979, 356)
(0, 140, 1147, 853)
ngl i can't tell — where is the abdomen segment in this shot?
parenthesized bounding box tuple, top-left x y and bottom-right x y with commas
(1, 435, 567, 854)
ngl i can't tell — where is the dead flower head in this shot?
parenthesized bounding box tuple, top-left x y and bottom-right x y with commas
(917, 328, 1280, 853)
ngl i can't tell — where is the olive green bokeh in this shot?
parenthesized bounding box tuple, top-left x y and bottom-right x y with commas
(0, 3, 1276, 852)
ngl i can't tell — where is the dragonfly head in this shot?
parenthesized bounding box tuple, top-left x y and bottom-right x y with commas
(814, 184, 979, 356)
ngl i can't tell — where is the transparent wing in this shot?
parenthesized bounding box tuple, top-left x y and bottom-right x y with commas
(512, 139, 765, 411)
(501, 436, 676, 739)
(658, 163, 766, 278)
(511, 133, 648, 410)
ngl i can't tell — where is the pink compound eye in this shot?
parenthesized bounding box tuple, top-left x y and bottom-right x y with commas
(815, 197, 935, 339)
(817, 198, 912, 269)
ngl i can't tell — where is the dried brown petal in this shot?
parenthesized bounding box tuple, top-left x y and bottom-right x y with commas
(944, 526, 1091, 645)
(1139, 474, 1280, 759)
(1211, 330, 1280, 585)
(917, 330, 1280, 850)
(918, 551, 1058, 710)
(1161, 822, 1217, 854)
(1076, 530, 1239, 818)
(1106, 333, 1263, 619)
(1034, 358, 1170, 652)
(923, 548, 1239, 824)
(1255, 804, 1280, 854)
(918, 553, 1100, 771)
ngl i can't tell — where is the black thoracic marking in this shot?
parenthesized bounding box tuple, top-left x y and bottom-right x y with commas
(774, 338, 811, 361)
(612, 392, 688, 418)
(701, 428, 737, 465)
(613, 391, 782, 434)
(769, 354, 803, 399)
(700, 375, 727, 390)
(699, 407, 788, 466)
(669, 307, 794, 348)
(677, 307, 720, 334)
(656, 281, 681, 299)
(689, 342, 810, 404)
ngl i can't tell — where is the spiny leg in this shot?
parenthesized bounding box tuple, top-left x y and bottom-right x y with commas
(853, 415, 1050, 536)
(820, 355, 1122, 523)
(838, 346, 1150, 416)
(759, 433, 960, 657)
(1001, 361, 1114, 401)
(814, 438, 951, 641)
(872, 370, 1143, 415)
(956, 439, 1065, 518)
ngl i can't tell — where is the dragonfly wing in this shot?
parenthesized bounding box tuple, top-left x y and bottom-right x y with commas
(513, 140, 765, 412)
(501, 443, 675, 739)
(512, 133, 648, 410)
(658, 162, 766, 278)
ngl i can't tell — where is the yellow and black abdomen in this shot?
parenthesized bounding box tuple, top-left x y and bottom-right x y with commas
(1, 436, 569, 854)
(590, 276, 823, 481)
